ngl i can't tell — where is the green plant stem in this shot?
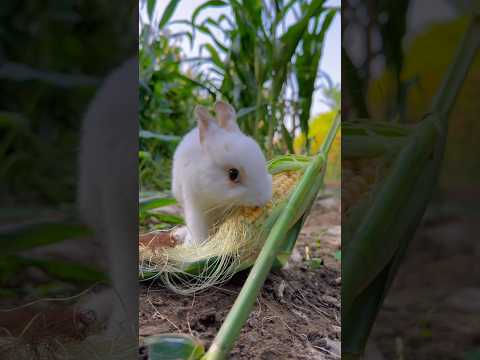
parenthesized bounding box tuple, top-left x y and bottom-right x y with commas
(204, 114, 340, 360)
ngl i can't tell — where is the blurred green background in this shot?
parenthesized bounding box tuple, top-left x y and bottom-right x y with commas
(0, 1, 135, 207)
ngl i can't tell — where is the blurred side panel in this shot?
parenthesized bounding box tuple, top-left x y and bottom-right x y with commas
(342, 0, 480, 358)
(0, 1, 138, 359)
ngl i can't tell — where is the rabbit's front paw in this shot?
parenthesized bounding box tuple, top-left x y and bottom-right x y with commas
(172, 226, 193, 246)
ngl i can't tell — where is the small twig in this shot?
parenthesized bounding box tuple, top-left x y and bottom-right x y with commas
(146, 297, 180, 332)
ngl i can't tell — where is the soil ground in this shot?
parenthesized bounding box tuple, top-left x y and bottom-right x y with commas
(365, 190, 480, 360)
(139, 190, 341, 359)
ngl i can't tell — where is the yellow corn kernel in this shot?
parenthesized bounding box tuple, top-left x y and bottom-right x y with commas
(239, 171, 301, 222)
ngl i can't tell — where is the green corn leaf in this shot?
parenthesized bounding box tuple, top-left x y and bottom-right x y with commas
(158, 0, 181, 30)
(272, 0, 326, 99)
(201, 43, 224, 69)
(192, 0, 227, 25)
(147, 212, 185, 225)
(147, 0, 157, 21)
(273, 0, 298, 30)
(217, 13, 234, 28)
(273, 215, 306, 269)
(176, 73, 219, 97)
(194, 24, 229, 53)
(267, 154, 312, 174)
(139, 197, 177, 214)
(294, 7, 336, 151)
(171, 19, 229, 53)
(202, 16, 232, 34)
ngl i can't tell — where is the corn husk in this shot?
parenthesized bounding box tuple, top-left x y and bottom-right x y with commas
(139, 155, 313, 294)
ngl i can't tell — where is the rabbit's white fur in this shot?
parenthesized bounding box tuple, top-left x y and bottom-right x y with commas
(172, 102, 272, 245)
(77, 57, 138, 336)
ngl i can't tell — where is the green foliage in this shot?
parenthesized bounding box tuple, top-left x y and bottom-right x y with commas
(139, 195, 183, 231)
(140, 196, 177, 214)
(139, 0, 339, 191)
(139, 22, 210, 190)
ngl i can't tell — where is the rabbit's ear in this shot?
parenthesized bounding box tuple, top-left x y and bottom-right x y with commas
(215, 101, 239, 132)
(195, 105, 215, 143)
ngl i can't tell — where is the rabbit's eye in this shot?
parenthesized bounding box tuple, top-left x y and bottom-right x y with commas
(228, 168, 240, 183)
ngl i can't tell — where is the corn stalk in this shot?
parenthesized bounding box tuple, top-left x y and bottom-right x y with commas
(342, 15, 480, 357)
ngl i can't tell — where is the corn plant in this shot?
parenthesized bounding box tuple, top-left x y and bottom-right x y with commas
(342, 15, 480, 358)
(150, 0, 338, 155)
(139, 0, 219, 192)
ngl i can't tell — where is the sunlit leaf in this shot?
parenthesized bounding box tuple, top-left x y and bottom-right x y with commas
(147, 0, 157, 21)
(158, 0, 181, 30)
(140, 197, 177, 214)
(191, 0, 227, 25)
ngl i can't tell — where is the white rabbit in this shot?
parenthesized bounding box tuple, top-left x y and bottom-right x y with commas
(172, 101, 273, 246)
(77, 56, 138, 337)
